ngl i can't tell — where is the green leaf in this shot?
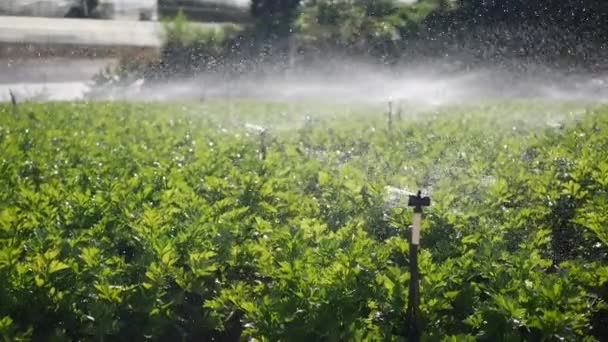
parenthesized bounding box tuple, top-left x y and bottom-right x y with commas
(34, 275, 45, 287)
(462, 233, 481, 245)
(318, 171, 330, 186)
(81, 247, 101, 268)
(0, 316, 13, 330)
(48, 260, 70, 274)
(444, 290, 459, 300)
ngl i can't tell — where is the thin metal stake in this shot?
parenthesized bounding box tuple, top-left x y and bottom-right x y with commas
(397, 104, 402, 121)
(9, 89, 19, 116)
(260, 130, 267, 161)
(9, 90, 17, 106)
(387, 100, 393, 130)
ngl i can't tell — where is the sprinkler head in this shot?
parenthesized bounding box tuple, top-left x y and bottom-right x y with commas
(408, 191, 431, 213)
(245, 123, 267, 134)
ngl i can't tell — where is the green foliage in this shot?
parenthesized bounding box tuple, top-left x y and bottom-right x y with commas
(0, 100, 607, 340)
(162, 10, 243, 49)
(87, 11, 245, 93)
(295, 0, 445, 58)
(297, 0, 403, 57)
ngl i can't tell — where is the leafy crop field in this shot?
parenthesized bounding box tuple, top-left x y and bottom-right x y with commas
(1, 100, 607, 341)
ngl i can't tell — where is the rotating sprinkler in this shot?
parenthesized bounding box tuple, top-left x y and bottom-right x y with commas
(406, 190, 430, 342)
(384, 186, 431, 341)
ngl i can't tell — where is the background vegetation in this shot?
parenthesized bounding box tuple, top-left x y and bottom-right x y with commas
(142, 0, 608, 80)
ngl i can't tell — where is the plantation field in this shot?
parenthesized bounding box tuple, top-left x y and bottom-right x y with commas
(1, 100, 608, 341)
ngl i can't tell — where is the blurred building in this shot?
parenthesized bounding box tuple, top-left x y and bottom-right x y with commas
(0, 0, 252, 22)
(0, 0, 254, 62)
(0, 0, 158, 21)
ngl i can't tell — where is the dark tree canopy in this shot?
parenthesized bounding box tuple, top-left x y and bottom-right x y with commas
(250, 0, 301, 36)
(251, 0, 300, 18)
(458, 0, 608, 24)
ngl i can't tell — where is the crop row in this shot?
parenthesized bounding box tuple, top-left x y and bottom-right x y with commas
(0, 101, 607, 341)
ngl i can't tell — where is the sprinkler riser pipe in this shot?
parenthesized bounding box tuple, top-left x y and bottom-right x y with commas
(412, 212, 421, 245)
